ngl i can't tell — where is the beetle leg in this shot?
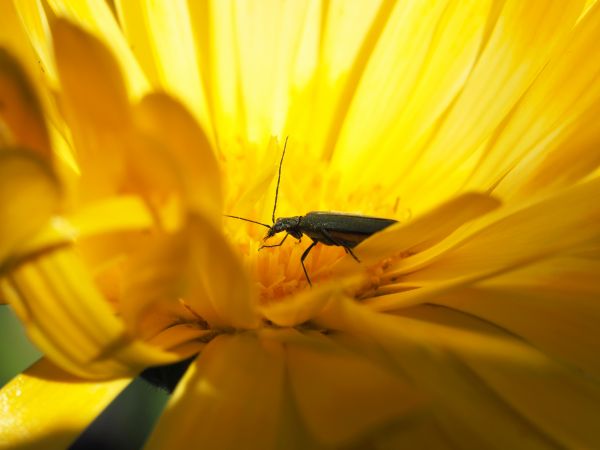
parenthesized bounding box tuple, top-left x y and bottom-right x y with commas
(300, 241, 317, 287)
(320, 229, 361, 263)
(343, 246, 361, 263)
(259, 233, 289, 250)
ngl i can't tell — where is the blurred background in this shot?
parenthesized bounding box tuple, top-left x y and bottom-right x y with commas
(0, 306, 171, 450)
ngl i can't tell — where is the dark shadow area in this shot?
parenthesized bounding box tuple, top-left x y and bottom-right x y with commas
(69, 378, 169, 450)
(69, 357, 195, 449)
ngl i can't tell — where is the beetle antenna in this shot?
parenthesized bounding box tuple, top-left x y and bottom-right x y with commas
(272, 136, 288, 224)
(224, 215, 271, 229)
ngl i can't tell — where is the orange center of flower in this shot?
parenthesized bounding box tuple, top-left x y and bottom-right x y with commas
(224, 221, 348, 303)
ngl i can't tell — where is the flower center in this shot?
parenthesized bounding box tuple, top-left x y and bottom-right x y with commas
(224, 222, 348, 303)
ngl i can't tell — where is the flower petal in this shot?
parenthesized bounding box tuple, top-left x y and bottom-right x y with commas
(183, 1, 316, 147)
(0, 358, 130, 450)
(8, 0, 57, 84)
(366, 177, 600, 311)
(505, 101, 600, 199)
(45, 0, 149, 97)
(285, 329, 424, 447)
(399, 177, 600, 283)
(471, 1, 600, 196)
(187, 217, 260, 329)
(335, 1, 586, 212)
(121, 214, 259, 331)
(115, 0, 211, 135)
(10, 195, 153, 268)
(307, 0, 398, 160)
(318, 298, 600, 449)
(0, 150, 59, 266)
(134, 93, 222, 218)
(332, 0, 489, 170)
(433, 256, 600, 378)
(0, 49, 50, 156)
(260, 279, 348, 327)
(2, 248, 180, 379)
(145, 333, 285, 450)
(336, 192, 500, 272)
(51, 18, 131, 201)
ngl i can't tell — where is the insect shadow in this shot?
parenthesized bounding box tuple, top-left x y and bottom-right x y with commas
(225, 138, 397, 286)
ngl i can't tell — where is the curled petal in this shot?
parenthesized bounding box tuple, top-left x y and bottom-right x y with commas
(134, 93, 222, 218)
(2, 248, 181, 379)
(0, 150, 59, 266)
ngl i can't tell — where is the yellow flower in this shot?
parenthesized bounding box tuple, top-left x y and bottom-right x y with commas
(2, 1, 600, 449)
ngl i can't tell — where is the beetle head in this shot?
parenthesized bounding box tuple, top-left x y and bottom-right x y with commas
(267, 216, 302, 240)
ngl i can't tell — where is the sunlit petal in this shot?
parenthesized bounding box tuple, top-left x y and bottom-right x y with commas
(115, 0, 211, 135)
(471, 2, 600, 197)
(0, 358, 130, 450)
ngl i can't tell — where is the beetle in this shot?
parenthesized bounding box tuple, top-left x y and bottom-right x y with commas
(225, 137, 397, 286)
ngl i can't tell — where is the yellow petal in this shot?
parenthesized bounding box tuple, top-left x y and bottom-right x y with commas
(434, 257, 600, 378)
(52, 18, 130, 130)
(366, 177, 600, 311)
(51, 18, 130, 201)
(3, 248, 180, 379)
(11, 195, 153, 268)
(286, 329, 424, 447)
(307, 0, 398, 161)
(120, 224, 225, 331)
(332, 0, 488, 171)
(45, 0, 149, 98)
(496, 101, 600, 200)
(336, 192, 500, 272)
(318, 298, 600, 449)
(260, 279, 346, 327)
(0, 358, 129, 450)
(115, 0, 211, 135)
(134, 93, 222, 218)
(187, 217, 260, 329)
(121, 213, 258, 331)
(0, 49, 50, 156)
(335, 1, 585, 213)
(400, 177, 600, 283)
(0, 0, 55, 89)
(183, 1, 315, 147)
(0, 150, 59, 265)
(471, 1, 600, 195)
(112, 0, 161, 86)
(145, 333, 285, 450)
